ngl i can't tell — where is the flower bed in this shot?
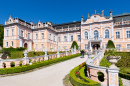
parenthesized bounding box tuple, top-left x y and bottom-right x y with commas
(69, 62, 101, 86)
(0, 53, 80, 75)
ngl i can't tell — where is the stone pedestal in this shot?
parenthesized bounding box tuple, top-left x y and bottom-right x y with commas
(45, 50, 48, 60)
(108, 68, 119, 86)
(57, 49, 60, 58)
(65, 49, 68, 56)
(24, 50, 29, 65)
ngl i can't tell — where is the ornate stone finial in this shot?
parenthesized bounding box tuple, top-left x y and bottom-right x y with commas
(101, 10, 104, 16)
(10, 15, 11, 17)
(110, 11, 113, 17)
(94, 9, 97, 14)
(81, 15, 83, 18)
(39, 20, 40, 22)
(88, 13, 90, 18)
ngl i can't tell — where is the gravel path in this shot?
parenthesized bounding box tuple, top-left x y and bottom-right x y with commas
(0, 56, 87, 86)
(122, 78, 130, 86)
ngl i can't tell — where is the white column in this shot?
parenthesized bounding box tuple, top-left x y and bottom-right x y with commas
(81, 25, 83, 43)
(45, 29, 47, 41)
(101, 23, 102, 37)
(90, 42, 92, 51)
(19, 39, 23, 47)
(0, 59, 2, 68)
(18, 26, 19, 37)
(68, 33, 69, 44)
(122, 27, 124, 42)
(111, 22, 114, 41)
(90, 25, 91, 38)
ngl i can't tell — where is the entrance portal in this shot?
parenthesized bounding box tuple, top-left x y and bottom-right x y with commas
(24, 43, 28, 49)
(92, 44, 100, 50)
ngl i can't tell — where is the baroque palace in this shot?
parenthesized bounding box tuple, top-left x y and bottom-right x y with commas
(3, 11, 130, 51)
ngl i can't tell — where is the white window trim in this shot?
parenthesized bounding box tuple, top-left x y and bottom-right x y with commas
(115, 31, 120, 39)
(41, 33, 44, 39)
(84, 31, 89, 39)
(35, 33, 38, 39)
(20, 30, 24, 37)
(6, 42, 8, 47)
(104, 29, 110, 38)
(70, 35, 73, 41)
(126, 30, 130, 38)
(77, 35, 80, 41)
(11, 29, 14, 36)
(6, 30, 9, 37)
(11, 41, 13, 47)
(64, 36, 67, 42)
(126, 44, 130, 49)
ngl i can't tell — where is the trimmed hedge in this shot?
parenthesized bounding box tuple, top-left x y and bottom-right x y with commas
(69, 65, 101, 86)
(106, 40, 115, 48)
(0, 53, 81, 75)
(119, 72, 130, 80)
(10, 51, 23, 59)
(71, 41, 79, 50)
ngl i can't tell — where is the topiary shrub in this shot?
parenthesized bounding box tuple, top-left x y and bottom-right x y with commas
(106, 40, 115, 48)
(70, 41, 79, 50)
(10, 62, 15, 67)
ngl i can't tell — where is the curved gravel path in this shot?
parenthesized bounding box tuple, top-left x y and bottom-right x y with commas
(0, 56, 87, 86)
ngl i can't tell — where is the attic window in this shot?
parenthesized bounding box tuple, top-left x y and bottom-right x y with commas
(39, 24, 40, 27)
(32, 25, 33, 27)
(94, 16, 96, 18)
(9, 19, 11, 22)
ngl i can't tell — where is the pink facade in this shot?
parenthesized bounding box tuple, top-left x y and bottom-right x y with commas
(3, 11, 130, 50)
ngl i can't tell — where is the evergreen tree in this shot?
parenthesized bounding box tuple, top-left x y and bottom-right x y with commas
(70, 41, 79, 50)
(106, 40, 115, 48)
(0, 24, 4, 47)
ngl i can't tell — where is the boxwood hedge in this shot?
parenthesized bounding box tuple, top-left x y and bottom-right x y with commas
(0, 53, 81, 75)
(69, 64, 101, 86)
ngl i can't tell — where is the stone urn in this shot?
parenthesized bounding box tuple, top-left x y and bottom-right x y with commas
(105, 56, 121, 69)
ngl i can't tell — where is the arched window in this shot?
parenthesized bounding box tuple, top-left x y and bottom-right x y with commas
(105, 29, 109, 38)
(94, 30, 99, 39)
(84, 31, 88, 39)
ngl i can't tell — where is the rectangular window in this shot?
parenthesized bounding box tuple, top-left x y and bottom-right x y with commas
(127, 44, 130, 49)
(116, 44, 121, 49)
(35, 33, 38, 39)
(58, 46, 60, 49)
(84, 44, 88, 50)
(63, 46, 67, 49)
(127, 31, 130, 38)
(77, 35, 80, 41)
(11, 41, 13, 47)
(6, 30, 9, 36)
(64, 36, 67, 42)
(12, 29, 14, 36)
(41, 33, 44, 39)
(41, 44, 44, 49)
(49, 34, 51, 40)
(54, 36, 55, 41)
(35, 44, 38, 49)
(58, 37, 61, 42)
(28, 33, 30, 39)
(116, 32, 120, 39)
(21, 30, 24, 37)
(6, 42, 8, 47)
(71, 35, 73, 41)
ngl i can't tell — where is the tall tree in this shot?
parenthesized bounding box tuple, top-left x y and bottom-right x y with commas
(0, 24, 4, 47)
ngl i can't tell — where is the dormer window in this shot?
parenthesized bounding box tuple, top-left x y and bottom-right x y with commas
(32, 25, 33, 27)
(9, 19, 11, 22)
(39, 24, 40, 27)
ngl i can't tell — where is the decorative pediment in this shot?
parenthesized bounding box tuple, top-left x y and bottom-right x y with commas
(83, 14, 112, 24)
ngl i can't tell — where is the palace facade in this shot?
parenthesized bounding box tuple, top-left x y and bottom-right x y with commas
(3, 11, 130, 51)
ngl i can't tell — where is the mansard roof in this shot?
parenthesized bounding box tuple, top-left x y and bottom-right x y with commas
(53, 21, 81, 27)
(15, 18, 31, 25)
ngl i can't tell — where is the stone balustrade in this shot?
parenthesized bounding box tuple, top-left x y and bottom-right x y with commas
(86, 48, 120, 86)
(0, 48, 77, 68)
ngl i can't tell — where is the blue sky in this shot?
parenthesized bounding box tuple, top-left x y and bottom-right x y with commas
(0, 0, 130, 25)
